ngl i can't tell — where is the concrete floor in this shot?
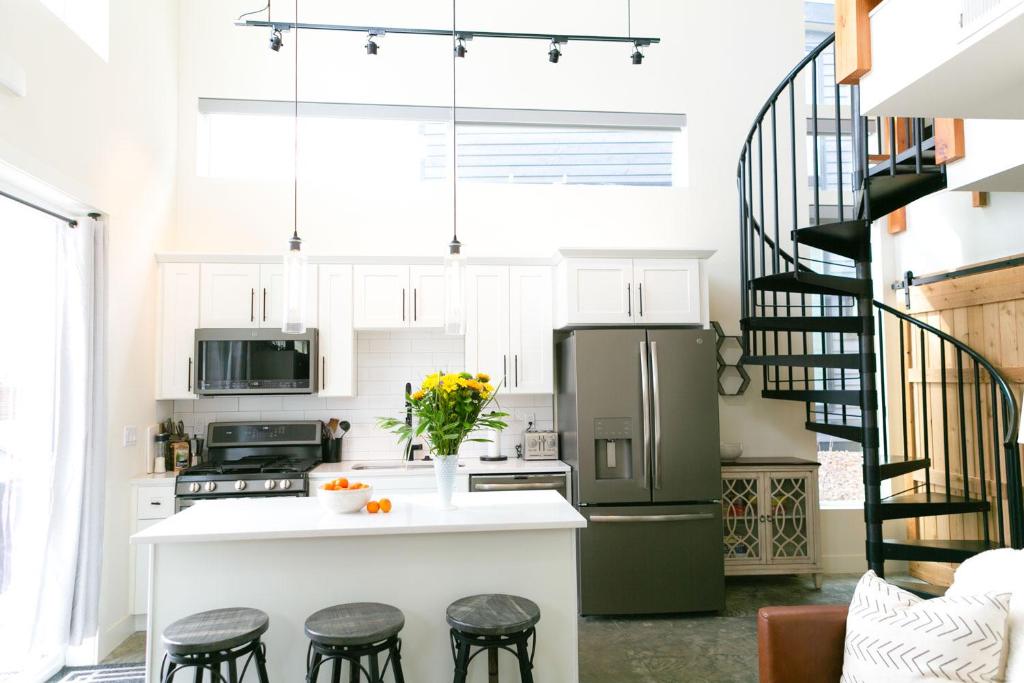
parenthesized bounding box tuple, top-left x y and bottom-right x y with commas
(100, 574, 858, 682)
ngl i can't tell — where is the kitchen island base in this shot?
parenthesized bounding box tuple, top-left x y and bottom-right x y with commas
(138, 493, 582, 683)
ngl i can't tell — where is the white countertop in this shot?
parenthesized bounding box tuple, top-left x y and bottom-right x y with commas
(131, 490, 585, 544)
(130, 472, 177, 485)
(309, 458, 570, 478)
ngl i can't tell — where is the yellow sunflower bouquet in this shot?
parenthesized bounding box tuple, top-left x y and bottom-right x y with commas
(377, 372, 509, 457)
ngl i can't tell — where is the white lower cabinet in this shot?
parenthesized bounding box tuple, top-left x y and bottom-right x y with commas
(317, 265, 355, 396)
(465, 266, 552, 394)
(131, 481, 175, 616)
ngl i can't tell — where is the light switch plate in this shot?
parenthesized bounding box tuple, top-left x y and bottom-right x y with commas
(123, 425, 138, 448)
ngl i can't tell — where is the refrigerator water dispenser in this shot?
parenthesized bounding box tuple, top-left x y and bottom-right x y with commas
(593, 417, 633, 480)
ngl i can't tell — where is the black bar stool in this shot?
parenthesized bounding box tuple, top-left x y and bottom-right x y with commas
(304, 602, 405, 683)
(160, 607, 270, 683)
(446, 594, 540, 683)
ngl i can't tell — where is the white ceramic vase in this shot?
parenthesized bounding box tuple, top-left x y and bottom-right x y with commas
(433, 453, 460, 510)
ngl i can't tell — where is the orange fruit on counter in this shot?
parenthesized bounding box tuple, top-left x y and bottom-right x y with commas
(336, 478, 349, 489)
(379, 498, 392, 513)
(366, 500, 380, 514)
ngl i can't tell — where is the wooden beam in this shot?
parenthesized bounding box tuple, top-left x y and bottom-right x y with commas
(835, 0, 882, 85)
(907, 263, 1024, 314)
(972, 191, 989, 208)
(935, 118, 966, 164)
(881, 117, 913, 155)
(887, 206, 907, 234)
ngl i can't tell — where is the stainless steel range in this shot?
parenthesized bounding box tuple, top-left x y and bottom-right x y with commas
(175, 420, 323, 512)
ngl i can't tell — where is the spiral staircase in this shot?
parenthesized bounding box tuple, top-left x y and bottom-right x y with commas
(737, 34, 1023, 590)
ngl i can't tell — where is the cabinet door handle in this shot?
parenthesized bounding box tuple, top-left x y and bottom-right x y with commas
(414, 288, 418, 321)
(402, 288, 406, 321)
(321, 356, 326, 391)
(591, 513, 713, 524)
(503, 355, 507, 387)
(150, 500, 162, 506)
(187, 357, 192, 392)
(639, 283, 644, 317)
(514, 354, 519, 387)
(627, 283, 632, 317)
(262, 287, 267, 322)
(250, 288, 255, 322)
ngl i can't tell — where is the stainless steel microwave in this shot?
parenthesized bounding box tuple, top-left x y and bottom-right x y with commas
(194, 328, 317, 395)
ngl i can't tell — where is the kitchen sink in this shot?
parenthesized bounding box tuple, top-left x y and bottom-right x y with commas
(349, 462, 465, 470)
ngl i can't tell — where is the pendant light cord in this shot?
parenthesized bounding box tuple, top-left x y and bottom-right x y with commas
(451, 0, 458, 245)
(628, 0, 632, 38)
(293, 0, 299, 241)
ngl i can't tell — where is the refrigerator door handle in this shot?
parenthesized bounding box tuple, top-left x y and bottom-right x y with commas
(650, 340, 663, 490)
(590, 513, 714, 523)
(639, 341, 651, 488)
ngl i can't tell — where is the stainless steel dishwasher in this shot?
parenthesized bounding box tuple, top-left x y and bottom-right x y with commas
(469, 472, 569, 499)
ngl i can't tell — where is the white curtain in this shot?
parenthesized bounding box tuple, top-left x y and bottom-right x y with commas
(0, 210, 105, 681)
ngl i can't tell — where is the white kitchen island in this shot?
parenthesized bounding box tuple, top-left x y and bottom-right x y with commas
(131, 491, 585, 682)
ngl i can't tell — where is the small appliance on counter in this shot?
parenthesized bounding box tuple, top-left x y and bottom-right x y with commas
(523, 423, 558, 461)
(174, 419, 324, 512)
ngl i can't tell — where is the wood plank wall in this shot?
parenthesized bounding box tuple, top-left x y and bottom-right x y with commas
(890, 264, 1024, 586)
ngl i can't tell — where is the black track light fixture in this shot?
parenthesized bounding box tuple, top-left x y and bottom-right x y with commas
(455, 36, 467, 58)
(269, 27, 283, 51)
(631, 42, 644, 64)
(548, 40, 562, 63)
(365, 34, 379, 54)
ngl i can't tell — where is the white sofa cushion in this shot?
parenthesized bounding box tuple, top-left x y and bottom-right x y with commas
(841, 570, 1011, 683)
(946, 549, 1023, 681)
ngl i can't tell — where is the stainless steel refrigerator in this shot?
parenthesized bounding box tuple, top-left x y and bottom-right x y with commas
(556, 328, 724, 615)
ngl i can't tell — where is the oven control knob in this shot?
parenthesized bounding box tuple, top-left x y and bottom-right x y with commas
(188, 482, 200, 493)
(280, 479, 292, 490)
(235, 480, 246, 491)
(204, 482, 217, 492)
(264, 480, 276, 490)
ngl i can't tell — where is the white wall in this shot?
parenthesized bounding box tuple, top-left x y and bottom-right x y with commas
(882, 190, 1024, 278)
(171, 0, 817, 462)
(0, 0, 179, 661)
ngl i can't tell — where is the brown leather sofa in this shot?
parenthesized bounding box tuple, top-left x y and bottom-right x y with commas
(757, 605, 849, 683)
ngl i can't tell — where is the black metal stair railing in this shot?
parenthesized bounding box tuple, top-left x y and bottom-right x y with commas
(873, 301, 1023, 553)
(735, 30, 1022, 575)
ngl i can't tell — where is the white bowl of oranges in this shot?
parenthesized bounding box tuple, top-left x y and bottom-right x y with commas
(317, 478, 373, 514)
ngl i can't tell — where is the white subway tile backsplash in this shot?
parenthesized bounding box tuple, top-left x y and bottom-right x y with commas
(173, 330, 553, 461)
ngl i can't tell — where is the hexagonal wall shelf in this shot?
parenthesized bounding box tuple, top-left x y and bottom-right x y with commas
(711, 321, 750, 396)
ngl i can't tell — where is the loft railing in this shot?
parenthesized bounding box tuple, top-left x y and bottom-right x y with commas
(875, 301, 1023, 548)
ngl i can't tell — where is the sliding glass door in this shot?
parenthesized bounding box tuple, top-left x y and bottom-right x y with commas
(0, 195, 62, 680)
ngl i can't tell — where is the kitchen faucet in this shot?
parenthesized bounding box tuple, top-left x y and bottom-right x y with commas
(403, 382, 423, 462)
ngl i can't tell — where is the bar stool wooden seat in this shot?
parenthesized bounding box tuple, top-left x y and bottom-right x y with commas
(304, 602, 405, 682)
(446, 594, 540, 683)
(160, 607, 270, 683)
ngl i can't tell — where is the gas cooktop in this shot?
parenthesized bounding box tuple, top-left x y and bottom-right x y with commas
(181, 456, 319, 478)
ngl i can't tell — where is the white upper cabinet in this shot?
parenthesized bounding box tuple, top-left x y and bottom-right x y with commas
(260, 263, 319, 330)
(408, 265, 445, 328)
(353, 265, 444, 330)
(465, 266, 511, 389)
(555, 253, 710, 328)
(509, 266, 553, 394)
(318, 265, 355, 397)
(466, 266, 552, 395)
(556, 258, 634, 326)
(156, 263, 200, 400)
(353, 265, 409, 329)
(632, 259, 701, 325)
(200, 263, 260, 328)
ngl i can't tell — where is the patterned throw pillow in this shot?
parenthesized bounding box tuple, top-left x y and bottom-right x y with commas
(841, 571, 1012, 683)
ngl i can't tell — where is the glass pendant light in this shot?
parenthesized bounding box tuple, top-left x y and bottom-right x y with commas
(282, 0, 308, 334)
(443, 0, 466, 336)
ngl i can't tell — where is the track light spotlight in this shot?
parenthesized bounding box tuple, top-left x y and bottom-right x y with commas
(548, 40, 562, 63)
(455, 37, 468, 58)
(631, 42, 644, 65)
(366, 35, 379, 55)
(269, 28, 283, 52)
